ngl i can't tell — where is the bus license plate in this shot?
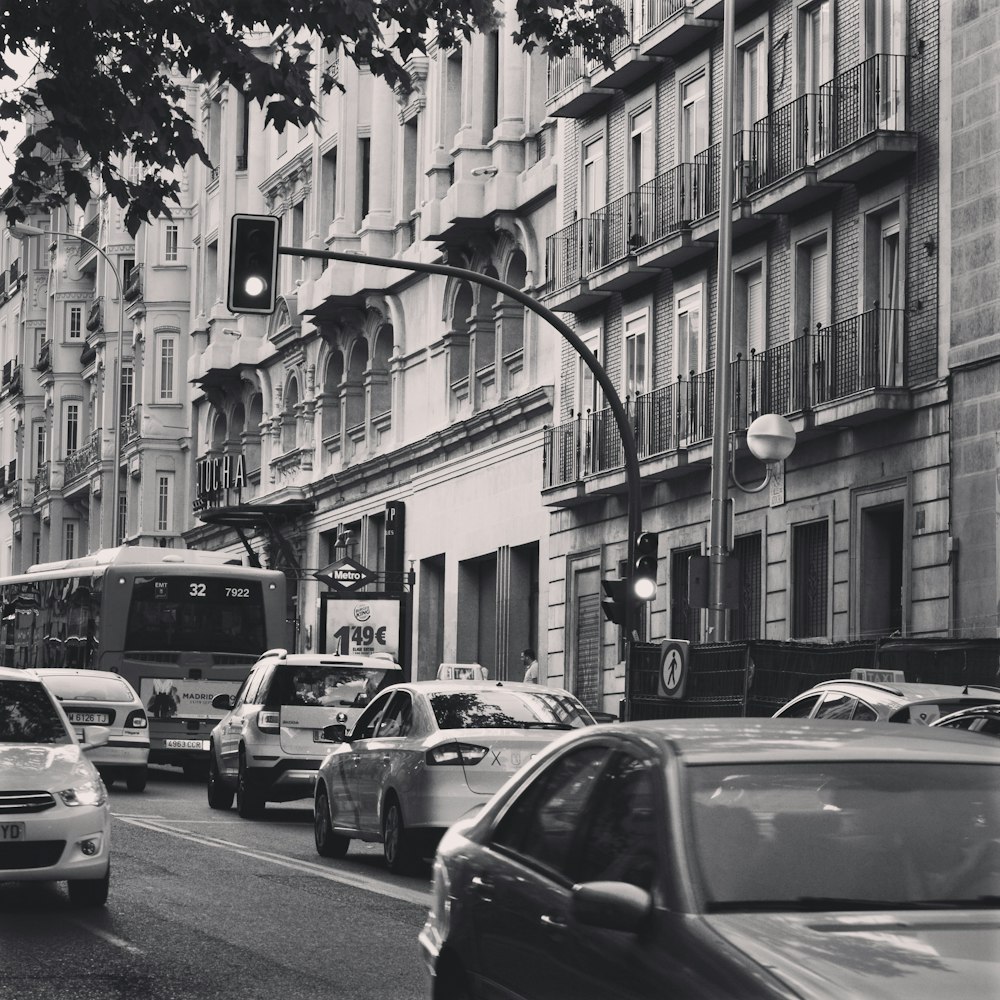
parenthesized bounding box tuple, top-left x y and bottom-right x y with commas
(0, 823, 25, 841)
(67, 712, 110, 724)
(165, 739, 209, 750)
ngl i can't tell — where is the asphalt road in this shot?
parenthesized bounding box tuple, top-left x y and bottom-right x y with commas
(0, 766, 433, 1000)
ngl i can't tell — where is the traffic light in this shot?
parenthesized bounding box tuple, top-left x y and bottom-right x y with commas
(227, 214, 281, 314)
(632, 531, 659, 601)
(601, 578, 630, 625)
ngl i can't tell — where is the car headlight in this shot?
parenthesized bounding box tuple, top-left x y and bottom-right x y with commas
(59, 779, 108, 807)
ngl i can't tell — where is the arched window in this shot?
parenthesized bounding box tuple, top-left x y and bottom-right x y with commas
(282, 378, 300, 452)
(499, 251, 528, 397)
(371, 325, 393, 418)
(211, 411, 228, 453)
(322, 351, 344, 444)
(345, 340, 368, 430)
(449, 282, 473, 395)
(246, 394, 263, 474)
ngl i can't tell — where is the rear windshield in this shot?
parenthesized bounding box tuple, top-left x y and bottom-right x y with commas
(266, 664, 391, 708)
(125, 576, 267, 655)
(889, 698, 1000, 724)
(41, 673, 135, 703)
(0, 679, 72, 744)
(430, 689, 594, 731)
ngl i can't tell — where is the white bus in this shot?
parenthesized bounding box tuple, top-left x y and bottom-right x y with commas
(0, 547, 287, 774)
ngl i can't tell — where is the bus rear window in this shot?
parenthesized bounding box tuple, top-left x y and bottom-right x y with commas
(125, 577, 267, 655)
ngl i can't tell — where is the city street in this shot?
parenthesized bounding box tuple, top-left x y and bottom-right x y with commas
(0, 768, 431, 1000)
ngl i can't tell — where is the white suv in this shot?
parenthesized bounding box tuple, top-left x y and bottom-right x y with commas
(0, 667, 112, 907)
(207, 649, 401, 818)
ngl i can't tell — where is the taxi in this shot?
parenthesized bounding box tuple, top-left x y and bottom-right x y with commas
(420, 718, 1000, 1000)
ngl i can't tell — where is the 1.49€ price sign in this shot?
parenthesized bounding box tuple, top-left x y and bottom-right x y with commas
(323, 596, 400, 659)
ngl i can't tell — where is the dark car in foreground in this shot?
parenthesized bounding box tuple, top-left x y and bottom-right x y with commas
(420, 718, 1000, 1000)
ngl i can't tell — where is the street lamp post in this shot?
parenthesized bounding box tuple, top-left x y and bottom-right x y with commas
(11, 221, 127, 549)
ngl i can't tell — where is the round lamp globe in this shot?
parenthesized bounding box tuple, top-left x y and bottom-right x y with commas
(746, 413, 796, 463)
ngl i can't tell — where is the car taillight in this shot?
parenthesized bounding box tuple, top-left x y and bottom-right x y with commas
(256, 710, 280, 734)
(124, 709, 147, 729)
(425, 743, 489, 766)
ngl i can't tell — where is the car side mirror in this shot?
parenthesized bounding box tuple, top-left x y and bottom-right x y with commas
(80, 727, 110, 752)
(322, 723, 349, 743)
(212, 693, 235, 711)
(571, 881, 651, 933)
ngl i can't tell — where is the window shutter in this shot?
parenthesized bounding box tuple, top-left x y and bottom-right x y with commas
(809, 246, 829, 331)
(748, 275, 764, 355)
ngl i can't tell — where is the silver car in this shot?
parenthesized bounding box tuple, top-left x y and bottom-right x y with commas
(313, 680, 596, 873)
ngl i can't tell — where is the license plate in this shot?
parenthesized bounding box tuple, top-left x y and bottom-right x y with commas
(0, 822, 25, 841)
(165, 738, 209, 750)
(67, 712, 110, 724)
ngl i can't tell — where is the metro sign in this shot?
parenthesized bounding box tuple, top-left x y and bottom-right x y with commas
(315, 557, 377, 592)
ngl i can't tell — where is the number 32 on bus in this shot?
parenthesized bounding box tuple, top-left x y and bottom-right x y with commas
(0, 547, 287, 774)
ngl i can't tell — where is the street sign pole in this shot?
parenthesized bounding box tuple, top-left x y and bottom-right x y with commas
(275, 240, 643, 715)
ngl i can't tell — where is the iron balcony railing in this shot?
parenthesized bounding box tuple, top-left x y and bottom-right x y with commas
(64, 429, 102, 483)
(750, 94, 822, 190)
(34, 461, 50, 497)
(747, 308, 907, 417)
(80, 217, 99, 245)
(635, 380, 686, 458)
(123, 404, 141, 446)
(820, 53, 907, 157)
(36, 339, 51, 372)
(542, 415, 583, 489)
(634, 162, 708, 251)
(124, 264, 142, 302)
(87, 297, 103, 333)
(603, 0, 638, 59)
(545, 218, 606, 293)
(642, 0, 691, 35)
(587, 191, 648, 271)
(547, 49, 587, 100)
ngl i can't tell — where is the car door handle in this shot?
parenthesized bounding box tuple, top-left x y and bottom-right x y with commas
(540, 914, 567, 930)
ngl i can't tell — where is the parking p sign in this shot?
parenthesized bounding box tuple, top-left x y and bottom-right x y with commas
(658, 639, 690, 699)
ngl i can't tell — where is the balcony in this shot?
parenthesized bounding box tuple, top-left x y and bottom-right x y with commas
(635, 162, 714, 270)
(587, 0, 661, 91)
(816, 54, 916, 184)
(1, 358, 21, 398)
(545, 50, 615, 119)
(639, 0, 717, 58)
(582, 192, 660, 293)
(747, 308, 910, 428)
(542, 219, 613, 312)
(36, 339, 51, 373)
(123, 404, 142, 446)
(124, 264, 143, 303)
(87, 297, 103, 333)
(34, 461, 51, 500)
(542, 310, 910, 502)
(64, 429, 102, 485)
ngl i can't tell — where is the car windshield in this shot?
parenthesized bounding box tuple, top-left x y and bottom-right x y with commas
(0, 679, 73, 744)
(270, 665, 389, 708)
(41, 673, 135, 703)
(429, 689, 593, 730)
(688, 761, 1000, 910)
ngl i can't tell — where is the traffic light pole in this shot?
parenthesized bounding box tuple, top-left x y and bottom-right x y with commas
(279, 243, 643, 715)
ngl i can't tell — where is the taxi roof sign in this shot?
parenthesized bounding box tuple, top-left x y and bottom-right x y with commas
(437, 663, 488, 681)
(850, 668, 906, 684)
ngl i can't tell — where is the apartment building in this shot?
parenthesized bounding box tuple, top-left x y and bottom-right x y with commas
(0, 79, 200, 573)
(538, 0, 951, 711)
(180, 30, 556, 681)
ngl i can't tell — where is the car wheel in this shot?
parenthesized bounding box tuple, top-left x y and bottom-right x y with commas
(314, 789, 350, 858)
(236, 751, 265, 819)
(125, 767, 147, 793)
(207, 755, 234, 810)
(67, 864, 110, 908)
(382, 795, 415, 874)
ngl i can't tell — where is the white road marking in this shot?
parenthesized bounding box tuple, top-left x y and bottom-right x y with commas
(70, 920, 144, 955)
(118, 817, 431, 907)
(112, 814, 165, 819)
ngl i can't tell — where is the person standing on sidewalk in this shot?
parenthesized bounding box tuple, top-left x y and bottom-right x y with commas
(521, 647, 539, 683)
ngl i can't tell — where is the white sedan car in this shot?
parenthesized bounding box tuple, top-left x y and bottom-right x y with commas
(0, 666, 112, 907)
(313, 680, 596, 872)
